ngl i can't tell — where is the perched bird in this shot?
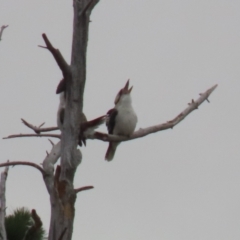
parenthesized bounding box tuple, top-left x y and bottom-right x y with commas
(105, 79, 137, 161)
(56, 81, 105, 146)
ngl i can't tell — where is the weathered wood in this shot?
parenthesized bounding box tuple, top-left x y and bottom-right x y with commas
(45, 1, 100, 239)
(0, 165, 9, 240)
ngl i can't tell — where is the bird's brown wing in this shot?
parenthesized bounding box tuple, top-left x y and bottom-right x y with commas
(106, 108, 118, 134)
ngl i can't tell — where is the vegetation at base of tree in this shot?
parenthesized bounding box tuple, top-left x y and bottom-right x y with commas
(5, 207, 45, 240)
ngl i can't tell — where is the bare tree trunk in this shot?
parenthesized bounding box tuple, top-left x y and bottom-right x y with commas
(44, 1, 100, 240)
(0, 25, 8, 240)
(0, 166, 9, 240)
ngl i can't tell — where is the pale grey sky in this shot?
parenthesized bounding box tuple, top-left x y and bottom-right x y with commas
(1, 0, 240, 239)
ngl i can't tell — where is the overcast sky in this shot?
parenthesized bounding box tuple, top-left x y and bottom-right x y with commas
(1, 0, 240, 239)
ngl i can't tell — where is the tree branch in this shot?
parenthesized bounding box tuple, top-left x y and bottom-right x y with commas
(0, 25, 8, 41)
(21, 118, 58, 133)
(92, 84, 218, 142)
(3, 84, 217, 144)
(75, 185, 94, 193)
(42, 141, 61, 176)
(0, 161, 45, 175)
(86, 0, 100, 15)
(3, 133, 60, 140)
(39, 33, 71, 79)
(78, 0, 100, 16)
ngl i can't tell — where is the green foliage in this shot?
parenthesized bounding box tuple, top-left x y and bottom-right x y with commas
(5, 207, 45, 240)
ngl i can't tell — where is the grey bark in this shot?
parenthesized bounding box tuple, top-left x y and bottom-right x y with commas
(0, 165, 9, 240)
(0, 29, 9, 240)
(42, 1, 100, 240)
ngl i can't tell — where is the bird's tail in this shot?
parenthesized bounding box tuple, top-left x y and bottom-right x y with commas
(105, 142, 120, 161)
(79, 115, 106, 146)
(82, 115, 106, 133)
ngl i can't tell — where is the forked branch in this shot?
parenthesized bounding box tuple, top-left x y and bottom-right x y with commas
(21, 118, 58, 133)
(3, 119, 60, 139)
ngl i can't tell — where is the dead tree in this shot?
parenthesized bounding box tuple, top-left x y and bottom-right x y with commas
(0, 24, 9, 240)
(39, 1, 101, 239)
(0, 165, 8, 240)
(0, 1, 218, 240)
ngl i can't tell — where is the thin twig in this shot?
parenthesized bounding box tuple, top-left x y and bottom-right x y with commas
(75, 186, 94, 193)
(3, 133, 60, 140)
(21, 118, 58, 133)
(0, 25, 8, 41)
(0, 161, 45, 175)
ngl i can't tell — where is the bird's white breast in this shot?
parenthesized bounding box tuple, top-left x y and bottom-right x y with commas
(114, 105, 137, 136)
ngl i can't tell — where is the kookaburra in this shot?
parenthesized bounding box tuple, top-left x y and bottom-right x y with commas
(56, 79, 105, 146)
(105, 79, 137, 161)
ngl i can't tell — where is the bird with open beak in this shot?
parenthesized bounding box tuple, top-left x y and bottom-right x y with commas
(105, 79, 138, 161)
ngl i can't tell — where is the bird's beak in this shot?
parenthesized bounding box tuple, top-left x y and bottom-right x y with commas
(123, 79, 133, 93)
(123, 79, 129, 91)
(128, 86, 133, 93)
